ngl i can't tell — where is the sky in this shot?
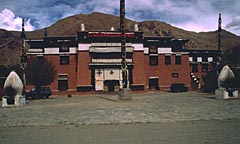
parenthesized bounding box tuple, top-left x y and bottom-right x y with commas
(0, 0, 240, 36)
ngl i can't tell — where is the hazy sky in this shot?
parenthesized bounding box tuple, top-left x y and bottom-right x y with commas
(0, 0, 240, 35)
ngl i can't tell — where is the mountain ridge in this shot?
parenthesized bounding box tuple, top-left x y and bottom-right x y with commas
(1, 12, 240, 66)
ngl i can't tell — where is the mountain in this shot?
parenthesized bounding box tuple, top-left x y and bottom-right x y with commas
(1, 12, 240, 66)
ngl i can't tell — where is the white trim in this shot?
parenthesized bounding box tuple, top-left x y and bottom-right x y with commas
(69, 47, 77, 53)
(91, 43, 131, 47)
(189, 57, 193, 62)
(36, 54, 43, 57)
(132, 44, 144, 51)
(43, 47, 77, 54)
(26, 39, 44, 42)
(27, 53, 43, 55)
(173, 52, 189, 55)
(89, 47, 133, 53)
(165, 53, 171, 56)
(149, 54, 158, 56)
(208, 57, 213, 62)
(158, 47, 172, 54)
(149, 77, 159, 79)
(78, 44, 91, 51)
(175, 53, 182, 56)
(144, 48, 149, 54)
(28, 49, 43, 53)
(197, 57, 202, 62)
(92, 59, 132, 63)
(89, 63, 134, 66)
(44, 48, 59, 54)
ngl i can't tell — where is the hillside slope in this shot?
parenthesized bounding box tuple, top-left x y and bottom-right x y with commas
(1, 12, 240, 66)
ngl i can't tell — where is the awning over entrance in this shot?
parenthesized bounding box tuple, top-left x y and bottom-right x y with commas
(149, 77, 159, 79)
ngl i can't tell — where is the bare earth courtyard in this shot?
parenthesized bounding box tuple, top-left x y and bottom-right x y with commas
(0, 91, 240, 144)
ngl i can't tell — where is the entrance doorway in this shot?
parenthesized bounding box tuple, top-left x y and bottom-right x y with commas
(104, 80, 120, 92)
(58, 80, 68, 91)
(149, 77, 159, 90)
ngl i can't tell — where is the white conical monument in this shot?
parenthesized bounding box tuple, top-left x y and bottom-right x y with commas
(2, 71, 26, 107)
(217, 65, 235, 89)
(215, 65, 238, 99)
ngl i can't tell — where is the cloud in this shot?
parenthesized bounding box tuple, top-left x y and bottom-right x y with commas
(0, 0, 239, 35)
(225, 17, 240, 36)
(226, 17, 240, 28)
(0, 8, 35, 31)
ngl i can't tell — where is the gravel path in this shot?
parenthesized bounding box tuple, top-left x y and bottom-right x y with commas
(0, 91, 240, 127)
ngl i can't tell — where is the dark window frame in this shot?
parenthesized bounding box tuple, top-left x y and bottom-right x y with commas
(165, 55, 171, 65)
(60, 55, 70, 65)
(175, 55, 181, 65)
(202, 64, 209, 72)
(202, 56, 208, 62)
(58, 80, 68, 91)
(149, 55, 158, 66)
(192, 64, 198, 72)
(172, 72, 179, 78)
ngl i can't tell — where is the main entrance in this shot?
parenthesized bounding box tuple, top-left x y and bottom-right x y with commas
(94, 68, 126, 91)
(149, 77, 159, 90)
(104, 80, 120, 92)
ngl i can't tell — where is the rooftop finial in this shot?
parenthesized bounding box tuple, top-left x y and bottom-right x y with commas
(111, 26, 115, 31)
(218, 13, 222, 31)
(218, 13, 222, 51)
(21, 18, 26, 40)
(81, 23, 85, 31)
(134, 24, 139, 32)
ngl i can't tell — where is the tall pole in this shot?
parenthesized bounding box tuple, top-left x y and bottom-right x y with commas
(119, 0, 131, 100)
(21, 19, 27, 94)
(217, 13, 222, 73)
(218, 13, 222, 52)
(120, 0, 127, 88)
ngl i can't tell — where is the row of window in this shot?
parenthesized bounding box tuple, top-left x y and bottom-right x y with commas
(149, 55, 181, 66)
(58, 71, 180, 91)
(191, 64, 209, 72)
(189, 56, 215, 62)
(60, 55, 182, 66)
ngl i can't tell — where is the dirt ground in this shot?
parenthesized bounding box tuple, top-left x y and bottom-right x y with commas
(0, 91, 240, 143)
(0, 120, 240, 144)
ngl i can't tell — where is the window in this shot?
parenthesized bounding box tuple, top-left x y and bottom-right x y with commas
(36, 55, 43, 59)
(58, 74, 68, 91)
(149, 55, 158, 66)
(202, 64, 208, 72)
(59, 45, 69, 52)
(60, 55, 69, 65)
(149, 78, 159, 90)
(189, 57, 193, 62)
(202, 56, 208, 62)
(172, 72, 179, 78)
(165, 55, 171, 65)
(208, 57, 213, 62)
(192, 64, 198, 72)
(58, 80, 68, 91)
(175, 55, 181, 65)
(197, 57, 202, 62)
